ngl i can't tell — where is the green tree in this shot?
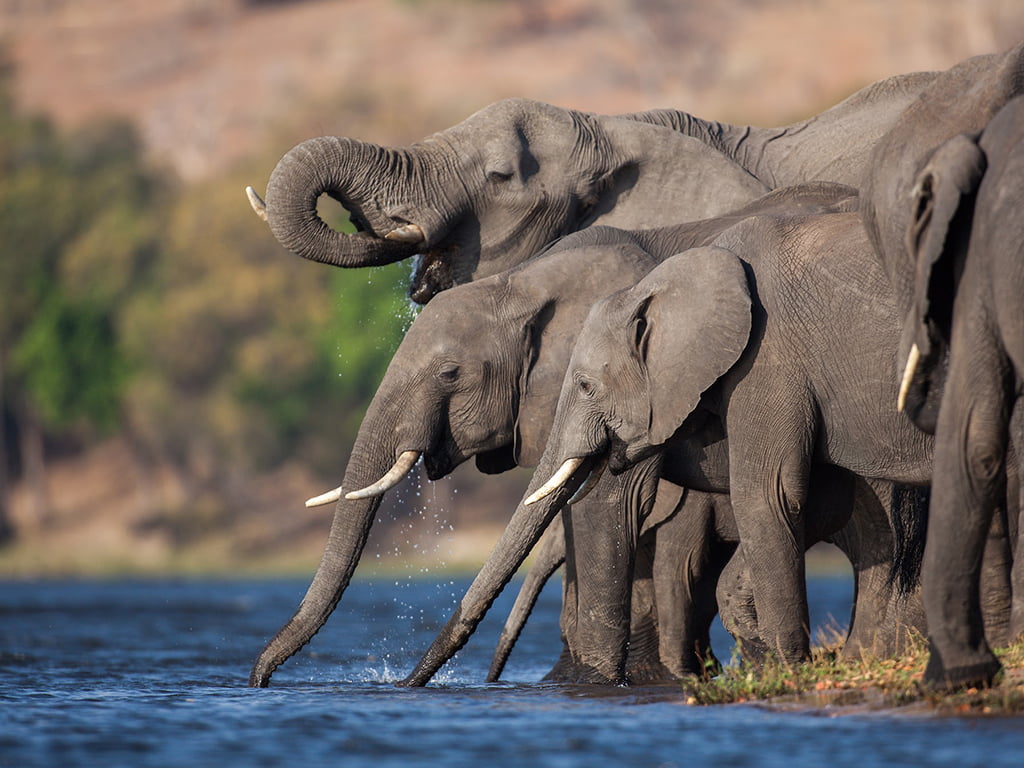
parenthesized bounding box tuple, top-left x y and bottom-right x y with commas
(120, 165, 414, 532)
(0, 62, 163, 534)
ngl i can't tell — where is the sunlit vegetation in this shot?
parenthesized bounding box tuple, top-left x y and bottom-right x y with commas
(0, 61, 416, 542)
(685, 635, 1024, 715)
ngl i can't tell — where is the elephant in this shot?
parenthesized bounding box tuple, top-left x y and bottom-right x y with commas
(896, 95, 1024, 691)
(856, 41, 1024, 692)
(246, 68, 939, 304)
(487, 483, 735, 684)
(396, 205, 949, 688)
(488, 466, 928, 683)
(247, 184, 859, 687)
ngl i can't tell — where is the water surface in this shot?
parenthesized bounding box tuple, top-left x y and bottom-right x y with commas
(2, 575, 1022, 767)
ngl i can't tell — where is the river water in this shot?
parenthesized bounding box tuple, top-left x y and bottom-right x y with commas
(2, 574, 1023, 767)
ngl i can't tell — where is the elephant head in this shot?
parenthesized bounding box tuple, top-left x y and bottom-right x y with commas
(895, 133, 987, 433)
(247, 98, 769, 303)
(861, 42, 1024, 395)
(529, 246, 752, 497)
(248, 242, 659, 687)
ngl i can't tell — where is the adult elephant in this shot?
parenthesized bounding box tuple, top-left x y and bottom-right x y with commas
(247, 185, 857, 687)
(897, 96, 1024, 691)
(398, 206, 943, 687)
(858, 41, 1024, 692)
(246, 68, 937, 304)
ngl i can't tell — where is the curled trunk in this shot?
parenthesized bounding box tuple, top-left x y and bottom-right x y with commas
(262, 136, 429, 269)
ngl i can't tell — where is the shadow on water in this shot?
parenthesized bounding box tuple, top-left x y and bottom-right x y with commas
(2, 575, 1023, 768)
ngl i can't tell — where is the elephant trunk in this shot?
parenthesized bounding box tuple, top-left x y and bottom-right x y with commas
(397, 455, 594, 687)
(262, 135, 434, 269)
(248, 491, 384, 687)
(486, 518, 566, 682)
(249, 399, 414, 687)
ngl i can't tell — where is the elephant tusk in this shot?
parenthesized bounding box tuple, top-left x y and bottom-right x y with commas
(344, 450, 422, 500)
(305, 486, 342, 508)
(525, 457, 586, 506)
(567, 453, 608, 506)
(384, 223, 425, 244)
(896, 343, 920, 412)
(246, 186, 268, 222)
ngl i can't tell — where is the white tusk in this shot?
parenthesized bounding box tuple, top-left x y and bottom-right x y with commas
(384, 223, 425, 244)
(344, 450, 422, 500)
(896, 343, 921, 412)
(567, 454, 608, 506)
(305, 486, 342, 508)
(525, 457, 586, 506)
(246, 186, 268, 222)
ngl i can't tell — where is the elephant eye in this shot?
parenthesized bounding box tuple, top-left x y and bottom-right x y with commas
(578, 377, 594, 396)
(437, 364, 460, 383)
(487, 168, 513, 183)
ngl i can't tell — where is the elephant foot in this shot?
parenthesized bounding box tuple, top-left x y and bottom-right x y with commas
(542, 659, 626, 686)
(920, 640, 1003, 693)
(625, 661, 680, 686)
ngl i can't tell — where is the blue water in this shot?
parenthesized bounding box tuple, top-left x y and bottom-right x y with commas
(2, 574, 1022, 768)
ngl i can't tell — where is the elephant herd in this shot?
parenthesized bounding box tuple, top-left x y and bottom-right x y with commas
(244, 43, 1024, 694)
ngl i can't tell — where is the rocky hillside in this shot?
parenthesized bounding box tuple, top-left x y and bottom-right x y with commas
(4, 0, 1022, 180)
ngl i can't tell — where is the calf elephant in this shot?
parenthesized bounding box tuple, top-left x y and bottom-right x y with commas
(898, 96, 1024, 691)
(247, 67, 938, 303)
(247, 185, 857, 687)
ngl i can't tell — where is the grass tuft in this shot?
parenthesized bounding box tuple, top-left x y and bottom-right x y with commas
(682, 633, 1024, 715)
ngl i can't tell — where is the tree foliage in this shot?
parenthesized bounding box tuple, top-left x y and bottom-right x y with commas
(0, 61, 417, 533)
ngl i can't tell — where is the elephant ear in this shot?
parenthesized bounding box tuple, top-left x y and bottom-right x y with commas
(900, 134, 986, 429)
(635, 246, 753, 447)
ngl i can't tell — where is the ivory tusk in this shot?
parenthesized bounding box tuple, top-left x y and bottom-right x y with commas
(384, 223, 425, 244)
(896, 343, 920, 412)
(305, 486, 342, 508)
(344, 450, 422, 500)
(524, 457, 586, 506)
(567, 454, 607, 506)
(246, 186, 268, 222)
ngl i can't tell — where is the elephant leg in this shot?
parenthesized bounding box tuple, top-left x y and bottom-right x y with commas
(921, 324, 1010, 691)
(654, 491, 735, 678)
(715, 548, 768, 665)
(545, 458, 661, 684)
(728, 426, 813, 663)
(980, 504, 1013, 648)
(829, 478, 926, 658)
(625, 527, 674, 684)
(1006, 408, 1024, 643)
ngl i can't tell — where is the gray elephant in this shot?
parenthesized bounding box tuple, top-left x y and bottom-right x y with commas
(858, 42, 1024, 692)
(896, 96, 1024, 691)
(486, 483, 735, 684)
(247, 185, 858, 687)
(395, 202, 947, 687)
(246, 70, 938, 304)
(488, 463, 927, 683)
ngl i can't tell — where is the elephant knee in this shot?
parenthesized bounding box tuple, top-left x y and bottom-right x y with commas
(963, 413, 1007, 492)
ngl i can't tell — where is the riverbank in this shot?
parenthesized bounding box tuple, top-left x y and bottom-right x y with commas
(687, 636, 1024, 716)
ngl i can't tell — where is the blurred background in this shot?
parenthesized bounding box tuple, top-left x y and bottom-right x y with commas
(1, 0, 1022, 576)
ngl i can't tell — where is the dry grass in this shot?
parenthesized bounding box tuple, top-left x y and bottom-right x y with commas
(684, 634, 1024, 715)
